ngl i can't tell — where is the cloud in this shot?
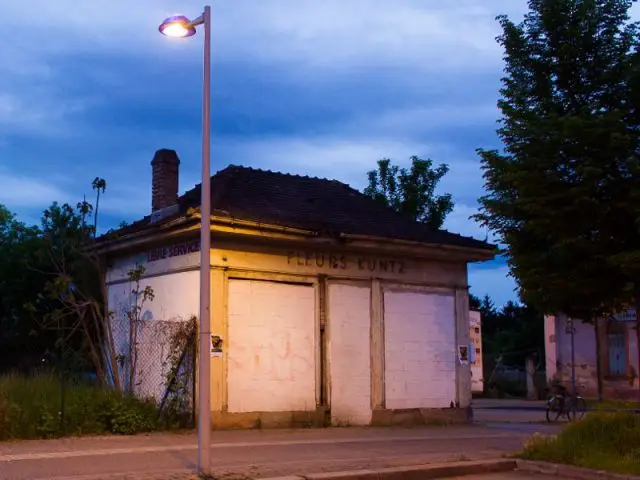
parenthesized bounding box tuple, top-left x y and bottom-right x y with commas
(0, 93, 89, 137)
(1, 1, 528, 74)
(212, 0, 531, 73)
(443, 204, 490, 242)
(0, 166, 151, 224)
(0, 171, 70, 209)
(468, 263, 518, 308)
(0, 0, 545, 307)
(212, 135, 431, 188)
(338, 103, 501, 142)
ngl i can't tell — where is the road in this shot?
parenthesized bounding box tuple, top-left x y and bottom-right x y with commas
(0, 401, 563, 480)
(450, 474, 555, 479)
(471, 398, 582, 426)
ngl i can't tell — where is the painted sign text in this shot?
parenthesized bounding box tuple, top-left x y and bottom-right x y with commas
(286, 251, 406, 274)
(147, 240, 200, 262)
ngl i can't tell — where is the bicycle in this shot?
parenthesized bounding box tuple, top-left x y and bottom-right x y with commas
(545, 384, 587, 422)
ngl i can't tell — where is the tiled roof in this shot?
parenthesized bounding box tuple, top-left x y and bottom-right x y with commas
(106, 165, 493, 251)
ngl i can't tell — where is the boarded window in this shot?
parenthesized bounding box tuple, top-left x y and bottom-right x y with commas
(607, 332, 626, 376)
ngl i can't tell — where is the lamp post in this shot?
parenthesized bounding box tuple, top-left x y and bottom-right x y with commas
(159, 7, 212, 475)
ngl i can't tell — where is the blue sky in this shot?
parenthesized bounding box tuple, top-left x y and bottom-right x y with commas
(0, 0, 587, 307)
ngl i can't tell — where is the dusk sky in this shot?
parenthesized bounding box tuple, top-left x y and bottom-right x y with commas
(4, 0, 623, 307)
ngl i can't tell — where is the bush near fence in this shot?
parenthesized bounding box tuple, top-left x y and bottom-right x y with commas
(0, 372, 160, 440)
(0, 316, 198, 440)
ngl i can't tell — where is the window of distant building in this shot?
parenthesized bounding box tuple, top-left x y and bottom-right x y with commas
(607, 332, 627, 377)
(604, 308, 633, 378)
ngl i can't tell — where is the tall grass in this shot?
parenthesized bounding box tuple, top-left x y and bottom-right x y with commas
(0, 372, 160, 440)
(520, 412, 640, 475)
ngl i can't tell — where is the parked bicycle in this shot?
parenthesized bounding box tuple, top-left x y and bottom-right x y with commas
(545, 383, 587, 422)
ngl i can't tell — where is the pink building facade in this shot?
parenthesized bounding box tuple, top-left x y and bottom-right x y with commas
(544, 311, 640, 400)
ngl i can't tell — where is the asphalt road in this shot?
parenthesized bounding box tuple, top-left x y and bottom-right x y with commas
(0, 400, 565, 480)
(450, 474, 556, 479)
(0, 422, 561, 480)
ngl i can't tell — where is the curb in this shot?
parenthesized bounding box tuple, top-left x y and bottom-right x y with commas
(516, 460, 640, 480)
(260, 459, 517, 480)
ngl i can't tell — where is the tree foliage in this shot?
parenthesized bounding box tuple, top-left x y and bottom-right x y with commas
(0, 206, 57, 371)
(364, 156, 454, 229)
(470, 293, 544, 369)
(475, 0, 640, 323)
(0, 178, 151, 392)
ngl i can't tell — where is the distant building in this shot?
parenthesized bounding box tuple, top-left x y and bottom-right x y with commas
(469, 310, 483, 393)
(544, 310, 638, 400)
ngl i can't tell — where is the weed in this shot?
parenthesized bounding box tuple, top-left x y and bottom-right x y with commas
(519, 412, 640, 475)
(0, 372, 162, 440)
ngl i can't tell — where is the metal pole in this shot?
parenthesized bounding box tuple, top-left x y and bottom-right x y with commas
(570, 318, 576, 393)
(198, 4, 212, 476)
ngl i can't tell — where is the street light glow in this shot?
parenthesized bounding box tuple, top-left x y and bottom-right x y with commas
(159, 15, 196, 37)
(157, 5, 212, 476)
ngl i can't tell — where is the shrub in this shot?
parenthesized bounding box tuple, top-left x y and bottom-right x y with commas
(0, 372, 163, 440)
(520, 412, 640, 475)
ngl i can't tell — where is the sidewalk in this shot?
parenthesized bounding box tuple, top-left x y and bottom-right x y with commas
(472, 399, 552, 425)
(0, 425, 538, 480)
(471, 399, 546, 411)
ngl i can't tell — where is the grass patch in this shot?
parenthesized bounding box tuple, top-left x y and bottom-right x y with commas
(519, 411, 640, 475)
(586, 398, 640, 410)
(0, 372, 188, 441)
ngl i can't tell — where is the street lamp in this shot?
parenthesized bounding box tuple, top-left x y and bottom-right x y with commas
(159, 6, 212, 476)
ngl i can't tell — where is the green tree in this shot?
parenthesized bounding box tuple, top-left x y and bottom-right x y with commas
(475, 0, 640, 399)
(33, 181, 126, 390)
(469, 293, 482, 310)
(364, 156, 454, 229)
(0, 205, 56, 371)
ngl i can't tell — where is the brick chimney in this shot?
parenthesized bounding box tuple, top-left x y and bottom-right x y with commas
(151, 149, 180, 212)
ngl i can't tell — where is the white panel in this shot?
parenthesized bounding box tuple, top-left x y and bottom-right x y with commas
(107, 270, 199, 400)
(329, 283, 372, 426)
(384, 291, 456, 409)
(228, 279, 316, 413)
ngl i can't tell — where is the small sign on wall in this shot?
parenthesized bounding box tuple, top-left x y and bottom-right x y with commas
(210, 335, 223, 358)
(469, 343, 476, 363)
(458, 345, 469, 366)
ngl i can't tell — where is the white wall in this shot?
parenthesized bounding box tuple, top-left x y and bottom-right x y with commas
(107, 270, 199, 400)
(553, 314, 598, 387)
(227, 279, 317, 413)
(328, 283, 372, 426)
(384, 290, 457, 409)
(544, 315, 558, 383)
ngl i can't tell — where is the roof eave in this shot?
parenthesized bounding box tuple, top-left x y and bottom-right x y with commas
(95, 213, 496, 263)
(338, 233, 496, 262)
(93, 213, 320, 255)
(93, 216, 197, 254)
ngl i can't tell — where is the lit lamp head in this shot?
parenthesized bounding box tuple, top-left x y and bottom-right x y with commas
(159, 15, 197, 37)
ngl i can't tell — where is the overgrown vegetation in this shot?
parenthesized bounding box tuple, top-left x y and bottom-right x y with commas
(520, 412, 640, 475)
(0, 308, 197, 440)
(588, 399, 640, 410)
(0, 177, 197, 440)
(0, 372, 159, 440)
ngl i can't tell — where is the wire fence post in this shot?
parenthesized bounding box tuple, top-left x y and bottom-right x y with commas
(570, 317, 577, 394)
(192, 331, 197, 428)
(57, 316, 65, 436)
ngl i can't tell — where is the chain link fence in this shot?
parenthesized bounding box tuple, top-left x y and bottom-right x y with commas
(0, 316, 197, 438)
(484, 348, 547, 399)
(110, 315, 197, 426)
